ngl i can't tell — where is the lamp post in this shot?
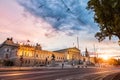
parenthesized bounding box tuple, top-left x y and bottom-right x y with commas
(45, 57, 48, 66)
(20, 55, 23, 67)
(34, 49, 36, 67)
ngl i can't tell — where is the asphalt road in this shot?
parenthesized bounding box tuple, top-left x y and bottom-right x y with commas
(0, 67, 120, 80)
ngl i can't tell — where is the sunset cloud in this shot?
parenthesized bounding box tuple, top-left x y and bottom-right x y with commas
(0, 0, 120, 57)
(17, 0, 98, 35)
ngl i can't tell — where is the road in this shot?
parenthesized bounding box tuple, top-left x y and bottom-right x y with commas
(0, 67, 120, 80)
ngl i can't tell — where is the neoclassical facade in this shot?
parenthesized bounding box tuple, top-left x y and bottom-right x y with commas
(0, 38, 82, 66)
(54, 47, 82, 61)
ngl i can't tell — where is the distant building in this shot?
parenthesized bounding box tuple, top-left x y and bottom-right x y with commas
(0, 38, 81, 66)
(54, 47, 82, 61)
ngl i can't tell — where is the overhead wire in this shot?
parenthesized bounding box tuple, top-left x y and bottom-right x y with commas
(60, 0, 84, 25)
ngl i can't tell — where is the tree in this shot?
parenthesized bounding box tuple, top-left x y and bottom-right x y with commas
(108, 58, 119, 65)
(87, 0, 120, 42)
(3, 60, 14, 66)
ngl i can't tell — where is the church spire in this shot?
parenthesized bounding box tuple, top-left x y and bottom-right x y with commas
(85, 48, 89, 57)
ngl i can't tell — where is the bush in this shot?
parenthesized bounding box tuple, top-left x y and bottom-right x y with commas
(3, 60, 14, 66)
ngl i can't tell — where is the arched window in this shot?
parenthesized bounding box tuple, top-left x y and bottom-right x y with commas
(28, 60, 30, 64)
(7, 49, 9, 52)
(5, 54, 9, 59)
(36, 54, 38, 57)
(25, 60, 27, 64)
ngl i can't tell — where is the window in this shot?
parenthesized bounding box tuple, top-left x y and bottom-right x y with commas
(28, 60, 30, 64)
(22, 51, 24, 55)
(48, 62, 49, 65)
(5, 54, 9, 59)
(25, 52, 27, 56)
(7, 49, 9, 52)
(42, 62, 44, 64)
(36, 54, 38, 57)
(25, 60, 27, 64)
(39, 62, 41, 64)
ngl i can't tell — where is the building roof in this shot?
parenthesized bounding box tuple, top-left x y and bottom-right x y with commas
(53, 47, 80, 53)
(0, 38, 43, 50)
(0, 38, 19, 48)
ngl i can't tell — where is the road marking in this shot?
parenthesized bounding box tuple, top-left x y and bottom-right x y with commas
(0, 68, 120, 80)
(60, 69, 120, 80)
(0, 70, 68, 77)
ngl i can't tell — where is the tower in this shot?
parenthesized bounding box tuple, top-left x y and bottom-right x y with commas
(85, 48, 89, 57)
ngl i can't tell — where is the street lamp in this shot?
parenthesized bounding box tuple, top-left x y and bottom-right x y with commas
(20, 55, 23, 67)
(45, 57, 48, 66)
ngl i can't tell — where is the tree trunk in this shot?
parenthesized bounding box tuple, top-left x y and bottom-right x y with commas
(118, 35, 120, 45)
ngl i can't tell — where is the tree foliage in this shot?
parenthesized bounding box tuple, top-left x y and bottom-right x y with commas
(87, 0, 120, 42)
(108, 58, 119, 65)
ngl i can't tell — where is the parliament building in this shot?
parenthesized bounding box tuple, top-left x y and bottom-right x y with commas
(0, 38, 83, 66)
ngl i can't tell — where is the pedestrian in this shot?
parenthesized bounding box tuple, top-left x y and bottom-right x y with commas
(83, 61, 87, 68)
(71, 63, 74, 68)
(62, 62, 64, 69)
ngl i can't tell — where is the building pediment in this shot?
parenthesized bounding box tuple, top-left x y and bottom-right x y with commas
(68, 47, 80, 52)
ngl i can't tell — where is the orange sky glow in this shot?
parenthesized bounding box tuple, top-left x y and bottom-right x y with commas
(0, 0, 120, 57)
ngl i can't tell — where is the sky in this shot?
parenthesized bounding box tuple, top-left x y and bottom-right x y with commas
(0, 0, 120, 57)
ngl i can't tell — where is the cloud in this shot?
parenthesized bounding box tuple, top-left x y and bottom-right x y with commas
(17, 0, 98, 36)
(1, 0, 119, 57)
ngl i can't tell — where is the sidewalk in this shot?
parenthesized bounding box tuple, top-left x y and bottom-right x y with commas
(0, 66, 62, 72)
(0, 65, 99, 72)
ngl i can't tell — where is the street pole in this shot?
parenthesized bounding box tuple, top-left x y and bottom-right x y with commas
(34, 49, 36, 67)
(77, 36, 79, 49)
(93, 44, 97, 65)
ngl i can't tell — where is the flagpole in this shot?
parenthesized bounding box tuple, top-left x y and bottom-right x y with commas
(77, 36, 79, 49)
(93, 44, 96, 57)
